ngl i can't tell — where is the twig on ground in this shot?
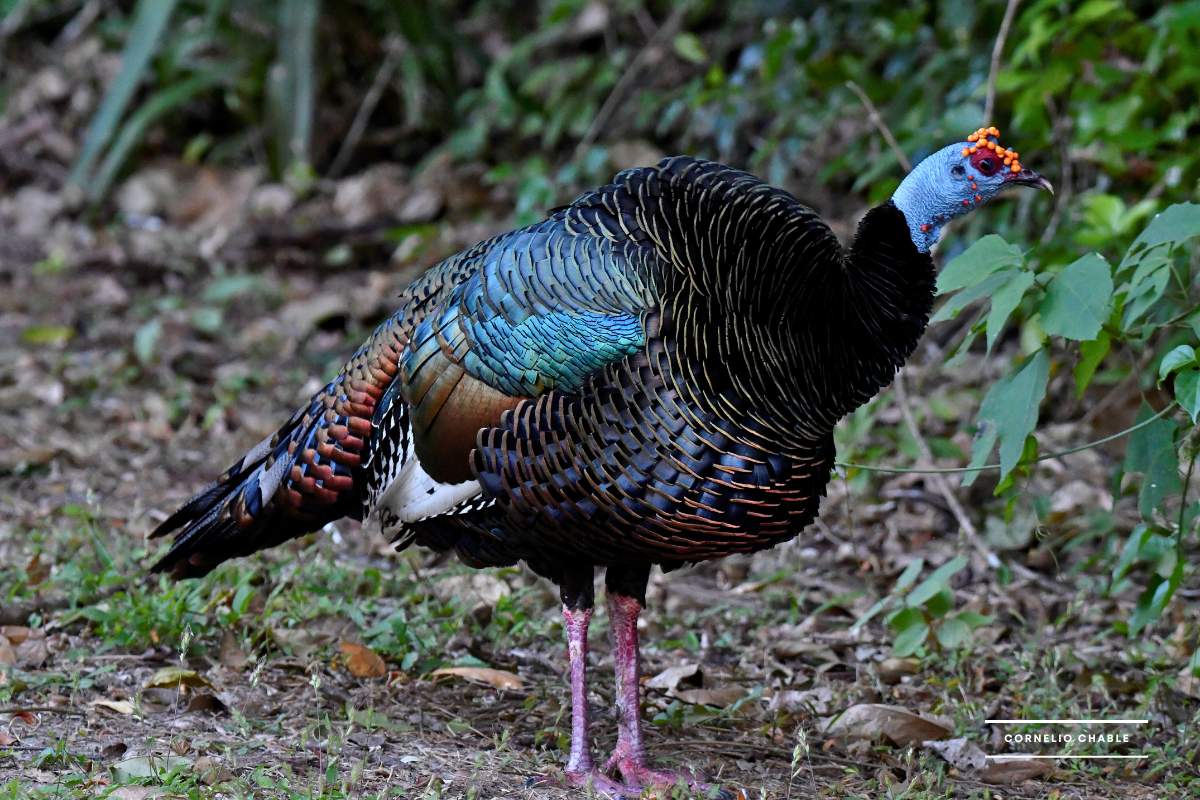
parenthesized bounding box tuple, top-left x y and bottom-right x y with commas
(328, 35, 406, 179)
(892, 370, 999, 569)
(846, 81, 910, 171)
(984, 0, 1022, 123)
(0, 706, 86, 717)
(574, 3, 690, 160)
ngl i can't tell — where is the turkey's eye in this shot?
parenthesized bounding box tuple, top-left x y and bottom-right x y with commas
(979, 159, 996, 174)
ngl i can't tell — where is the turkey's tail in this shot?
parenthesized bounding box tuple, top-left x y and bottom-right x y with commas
(150, 376, 371, 579)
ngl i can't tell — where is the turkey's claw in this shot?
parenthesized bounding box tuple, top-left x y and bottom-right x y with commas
(603, 754, 734, 799)
(528, 769, 640, 799)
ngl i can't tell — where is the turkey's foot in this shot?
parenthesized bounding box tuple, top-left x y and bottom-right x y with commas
(528, 769, 640, 799)
(603, 752, 733, 799)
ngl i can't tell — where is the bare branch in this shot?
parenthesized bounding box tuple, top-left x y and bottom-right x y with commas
(329, 35, 405, 179)
(984, 0, 1022, 123)
(845, 81, 910, 172)
(574, 3, 690, 161)
(892, 370, 998, 568)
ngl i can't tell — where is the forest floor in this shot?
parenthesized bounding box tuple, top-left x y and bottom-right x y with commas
(2, 45, 1198, 800)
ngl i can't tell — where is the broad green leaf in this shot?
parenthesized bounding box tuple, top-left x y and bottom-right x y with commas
(1039, 253, 1113, 341)
(190, 307, 223, 334)
(134, 319, 162, 365)
(1176, 368, 1200, 422)
(1159, 345, 1197, 381)
(955, 611, 994, 628)
(1075, 332, 1111, 397)
(1110, 524, 1171, 586)
(986, 271, 1035, 351)
(894, 558, 925, 592)
(892, 619, 929, 657)
(852, 597, 891, 631)
(21, 324, 74, 345)
(924, 588, 954, 618)
(203, 275, 262, 303)
(936, 617, 971, 649)
(1120, 255, 1170, 328)
(906, 556, 968, 606)
(967, 350, 1050, 482)
(673, 33, 708, 64)
(931, 271, 1013, 324)
(1129, 562, 1182, 635)
(888, 606, 924, 631)
(937, 235, 1025, 294)
(1123, 405, 1181, 516)
(1121, 202, 1200, 268)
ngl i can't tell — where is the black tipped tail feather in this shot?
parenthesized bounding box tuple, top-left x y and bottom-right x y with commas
(151, 378, 369, 579)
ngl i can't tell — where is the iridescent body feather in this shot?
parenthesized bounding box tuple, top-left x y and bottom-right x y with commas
(151, 157, 933, 579)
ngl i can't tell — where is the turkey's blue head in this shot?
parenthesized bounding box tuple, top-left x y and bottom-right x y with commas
(891, 126, 1052, 252)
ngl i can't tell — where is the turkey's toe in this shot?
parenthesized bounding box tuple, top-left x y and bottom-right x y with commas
(608, 757, 733, 799)
(528, 769, 641, 799)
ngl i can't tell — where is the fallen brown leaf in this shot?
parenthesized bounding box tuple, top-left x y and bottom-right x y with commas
(2, 626, 42, 645)
(978, 756, 1054, 784)
(144, 666, 211, 690)
(644, 663, 701, 692)
(430, 666, 524, 690)
(219, 630, 249, 670)
(878, 657, 921, 684)
(0, 731, 15, 746)
(184, 692, 227, 714)
(0, 637, 13, 667)
(25, 553, 50, 585)
(824, 704, 952, 746)
(673, 686, 747, 708)
(924, 736, 987, 770)
(194, 754, 235, 785)
(108, 787, 164, 800)
(15, 636, 48, 668)
(340, 641, 387, 679)
(90, 699, 135, 715)
(770, 686, 834, 715)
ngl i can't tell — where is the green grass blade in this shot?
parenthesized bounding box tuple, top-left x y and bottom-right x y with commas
(273, 0, 318, 173)
(87, 71, 227, 203)
(68, 0, 180, 190)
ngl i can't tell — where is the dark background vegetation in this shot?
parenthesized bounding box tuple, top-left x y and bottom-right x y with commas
(1, 1, 1198, 798)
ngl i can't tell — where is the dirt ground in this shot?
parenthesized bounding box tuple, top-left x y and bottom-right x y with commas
(1, 35, 1198, 799)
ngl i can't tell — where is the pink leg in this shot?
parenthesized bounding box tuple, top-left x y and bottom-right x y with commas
(563, 604, 595, 774)
(604, 590, 730, 798)
(554, 582, 639, 798)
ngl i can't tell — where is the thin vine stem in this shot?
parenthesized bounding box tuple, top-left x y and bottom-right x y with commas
(837, 402, 1178, 475)
(1177, 445, 1196, 548)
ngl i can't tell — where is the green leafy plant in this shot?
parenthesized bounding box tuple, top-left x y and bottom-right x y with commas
(935, 202, 1200, 635)
(854, 557, 993, 656)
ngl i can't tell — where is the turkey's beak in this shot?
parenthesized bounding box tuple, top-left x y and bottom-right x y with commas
(1005, 167, 1054, 194)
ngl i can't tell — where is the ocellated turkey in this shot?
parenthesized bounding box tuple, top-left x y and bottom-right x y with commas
(152, 127, 1050, 797)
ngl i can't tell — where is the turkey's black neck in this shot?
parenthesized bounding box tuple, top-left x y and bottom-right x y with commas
(783, 202, 936, 433)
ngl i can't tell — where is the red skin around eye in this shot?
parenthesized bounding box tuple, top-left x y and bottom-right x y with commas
(969, 148, 1001, 176)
